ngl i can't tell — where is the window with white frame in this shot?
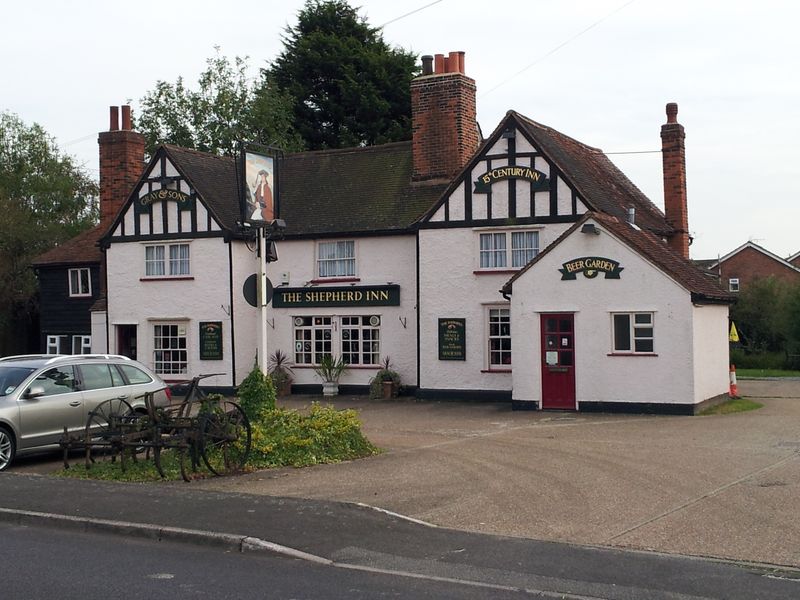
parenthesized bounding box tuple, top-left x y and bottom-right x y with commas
(341, 316, 380, 365)
(612, 312, 655, 354)
(293, 315, 381, 366)
(153, 323, 188, 375)
(487, 307, 511, 367)
(46, 335, 68, 354)
(479, 230, 539, 269)
(317, 241, 355, 278)
(72, 335, 91, 354)
(145, 243, 190, 277)
(729, 278, 740, 292)
(68, 268, 91, 297)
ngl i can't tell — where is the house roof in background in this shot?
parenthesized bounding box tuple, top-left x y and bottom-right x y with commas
(707, 241, 800, 273)
(31, 224, 104, 267)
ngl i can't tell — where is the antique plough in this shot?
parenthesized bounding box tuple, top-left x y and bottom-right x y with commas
(60, 374, 251, 482)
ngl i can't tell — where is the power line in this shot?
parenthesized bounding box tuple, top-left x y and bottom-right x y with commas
(480, 0, 637, 98)
(378, 0, 444, 28)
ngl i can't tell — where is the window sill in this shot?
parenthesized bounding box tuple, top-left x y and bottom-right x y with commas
(140, 276, 195, 282)
(473, 269, 519, 275)
(68, 294, 92, 298)
(482, 368, 512, 373)
(607, 353, 658, 357)
(309, 277, 361, 284)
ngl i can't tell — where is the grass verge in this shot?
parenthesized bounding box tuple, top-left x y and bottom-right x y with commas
(699, 398, 763, 416)
(737, 369, 800, 378)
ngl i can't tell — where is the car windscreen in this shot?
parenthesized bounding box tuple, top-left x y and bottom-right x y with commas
(0, 366, 36, 396)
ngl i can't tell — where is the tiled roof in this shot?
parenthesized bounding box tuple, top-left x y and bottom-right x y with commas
(280, 142, 446, 237)
(162, 145, 240, 231)
(31, 224, 105, 267)
(162, 142, 445, 237)
(512, 112, 672, 235)
(503, 212, 733, 303)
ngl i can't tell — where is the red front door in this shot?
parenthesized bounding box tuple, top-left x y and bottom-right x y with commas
(541, 313, 576, 410)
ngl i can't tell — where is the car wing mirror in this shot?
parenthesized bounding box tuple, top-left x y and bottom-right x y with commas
(24, 385, 45, 399)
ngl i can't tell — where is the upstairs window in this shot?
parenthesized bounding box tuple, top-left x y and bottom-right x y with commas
(318, 241, 355, 278)
(479, 231, 539, 269)
(729, 278, 740, 292)
(145, 243, 190, 277)
(68, 268, 91, 297)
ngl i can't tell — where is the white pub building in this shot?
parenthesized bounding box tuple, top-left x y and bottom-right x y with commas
(69, 51, 731, 414)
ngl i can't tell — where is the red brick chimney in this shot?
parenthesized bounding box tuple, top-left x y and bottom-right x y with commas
(98, 105, 145, 226)
(661, 102, 690, 258)
(410, 51, 479, 182)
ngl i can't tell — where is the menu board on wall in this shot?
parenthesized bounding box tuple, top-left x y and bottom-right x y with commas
(438, 318, 466, 361)
(199, 321, 223, 360)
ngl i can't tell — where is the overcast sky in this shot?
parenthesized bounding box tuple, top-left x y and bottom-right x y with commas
(3, 0, 797, 259)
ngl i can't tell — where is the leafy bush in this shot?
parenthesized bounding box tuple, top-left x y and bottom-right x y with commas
(369, 356, 401, 399)
(730, 348, 790, 370)
(237, 361, 276, 421)
(248, 403, 378, 468)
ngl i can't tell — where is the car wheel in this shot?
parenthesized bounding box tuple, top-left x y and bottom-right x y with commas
(0, 427, 16, 471)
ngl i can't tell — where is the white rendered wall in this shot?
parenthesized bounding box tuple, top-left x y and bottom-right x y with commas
(106, 237, 233, 389)
(418, 223, 572, 392)
(265, 235, 418, 388)
(90, 310, 108, 353)
(510, 223, 697, 406)
(692, 304, 730, 403)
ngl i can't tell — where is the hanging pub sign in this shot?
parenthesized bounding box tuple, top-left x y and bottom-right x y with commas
(473, 166, 550, 194)
(438, 318, 466, 361)
(199, 321, 223, 360)
(136, 188, 194, 213)
(272, 285, 400, 308)
(559, 256, 623, 280)
(241, 143, 281, 226)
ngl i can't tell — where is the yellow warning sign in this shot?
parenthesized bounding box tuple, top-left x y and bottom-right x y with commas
(729, 322, 740, 343)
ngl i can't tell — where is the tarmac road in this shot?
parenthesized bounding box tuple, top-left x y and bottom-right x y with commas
(193, 379, 800, 568)
(7, 379, 800, 569)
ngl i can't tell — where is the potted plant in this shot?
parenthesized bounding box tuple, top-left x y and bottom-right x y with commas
(268, 349, 294, 396)
(369, 356, 401, 399)
(313, 354, 349, 396)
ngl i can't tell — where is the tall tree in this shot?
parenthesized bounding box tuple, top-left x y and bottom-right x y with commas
(267, 0, 418, 150)
(136, 49, 303, 157)
(0, 112, 98, 352)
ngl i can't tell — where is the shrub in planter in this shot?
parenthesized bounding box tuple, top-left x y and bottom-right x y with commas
(268, 349, 294, 396)
(369, 356, 401, 399)
(313, 355, 349, 396)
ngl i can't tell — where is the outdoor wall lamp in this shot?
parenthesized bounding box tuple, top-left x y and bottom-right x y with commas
(580, 223, 600, 235)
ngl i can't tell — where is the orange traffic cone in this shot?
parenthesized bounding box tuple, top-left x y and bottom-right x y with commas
(729, 364, 739, 398)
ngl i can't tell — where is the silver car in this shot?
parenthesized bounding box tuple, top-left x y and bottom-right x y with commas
(0, 354, 170, 470)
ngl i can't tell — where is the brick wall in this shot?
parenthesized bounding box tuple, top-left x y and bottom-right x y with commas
(720, 247, 800, 290)
(98, 106, 145, 226)
(660, 103, 690, 258)
(410, 54, 479, 182)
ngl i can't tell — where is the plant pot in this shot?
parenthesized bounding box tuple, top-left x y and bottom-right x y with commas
(322, 381, 339, 396)
(381, 380, 394, 399)
(276, 379, 293, 397)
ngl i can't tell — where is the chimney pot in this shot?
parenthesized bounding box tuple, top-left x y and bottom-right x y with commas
(448, 51, 460, 73)
(421, 55, 434, 76)
(109, 106, 119, 131)
(666, 102, 678, 124)
(434, 53, 445, 73)
(121, 105, 132, 130)
(457, 51, 465, 74)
